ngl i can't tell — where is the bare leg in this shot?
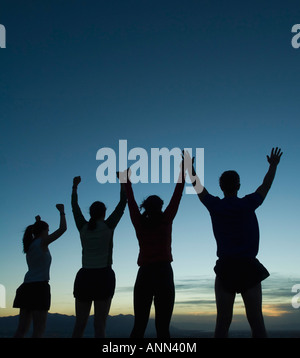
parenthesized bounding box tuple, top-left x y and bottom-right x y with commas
(94, 298, 113, 338)
(130, 268, 154, 338)
(241, 283, 267, 338)
(32, 310, 48, 338)
(14, 309, 32, 338)
(130, 283, 153, 338)
(153, 276, 175, 338)
(154, 292, 174, 338)
(214, 276, 236, 338)
(72, 299, 92, 338)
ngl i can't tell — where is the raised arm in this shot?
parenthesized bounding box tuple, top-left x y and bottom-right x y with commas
(71, 176, 87, 231)
(185, 150, 208, 202)
(256, 147, 283, 201)
(164, 152, 186, 222)
(118, 169, 141, 228)
(105, 176, 127, 230)
(41, 204, 67, 248)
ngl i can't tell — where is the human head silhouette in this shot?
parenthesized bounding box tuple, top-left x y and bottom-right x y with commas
(140, 195, 164, 216)
(23, 219, 49, 253)
(88, 201, 107, 230)
(219, 170, 240, 197)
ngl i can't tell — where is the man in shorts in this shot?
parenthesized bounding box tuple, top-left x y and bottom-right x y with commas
(187, 147, 283, 338)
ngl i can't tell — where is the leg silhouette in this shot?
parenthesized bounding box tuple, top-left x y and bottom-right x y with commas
(130, 269, 153, 338)
(94, 298, 112, 338)
(153, 265, 175, 338)
(14, 309, 32, 338)
(72, 300, 92, 338)
(154, 287, 174, 338)
(214, 277, 235, 338)
(241, 283, 267, 338)
(32, 310, 47, 338)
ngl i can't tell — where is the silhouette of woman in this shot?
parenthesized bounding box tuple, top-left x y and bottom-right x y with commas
(119, 153, 186, 338)
(13, 204, 67, 338)
(71, 176, 127, 338)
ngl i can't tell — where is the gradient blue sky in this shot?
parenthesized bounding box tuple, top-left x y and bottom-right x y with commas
(1, 0, 300, 333)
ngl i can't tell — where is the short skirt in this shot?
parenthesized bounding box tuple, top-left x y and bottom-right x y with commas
(135, 262, 175, 293)
(73, 267, 116, 302)
(13, 281, 51, 311)
(214, 257, 270, 294)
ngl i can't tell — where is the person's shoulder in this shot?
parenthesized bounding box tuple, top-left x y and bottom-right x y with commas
(202, 192, 219, 200)
(243, 192, 263, 201)
(242, 192, 264, 208)
(201, 192, 221, 208)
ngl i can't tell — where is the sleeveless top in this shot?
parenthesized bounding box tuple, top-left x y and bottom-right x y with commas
(24, 238, 52, 283)
(79, 221, 115, 268)
(71, 190, 127, 269)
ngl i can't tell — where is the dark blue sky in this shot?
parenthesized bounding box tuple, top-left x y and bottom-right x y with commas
(1, 1, 300, 327)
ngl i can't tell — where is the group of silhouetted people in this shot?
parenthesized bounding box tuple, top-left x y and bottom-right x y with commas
(12, 147, 283, 338)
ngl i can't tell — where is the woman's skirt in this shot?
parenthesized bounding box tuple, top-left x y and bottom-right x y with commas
(13, 281, 51, 311)
(73, 266, 116, 302)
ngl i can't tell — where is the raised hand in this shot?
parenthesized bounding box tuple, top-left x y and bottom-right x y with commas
(182, 150, 195, 175)
(117, 168, 131, 183)
(56, 204, 65, 214)
(73, 176, 81, 187)
(256, 147, 283, 200)
(267, 147, 283, 166)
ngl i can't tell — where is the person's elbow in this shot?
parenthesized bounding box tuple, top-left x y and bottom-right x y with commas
(255, 185, 269, 201)
(60, 223, 67, 234)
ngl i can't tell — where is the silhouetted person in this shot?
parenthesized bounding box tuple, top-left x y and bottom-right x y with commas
(186, 148, 283, 338)
(71, 176, 127, 338)
(118, 153, 187, 338)
(13, 205, 67, 338)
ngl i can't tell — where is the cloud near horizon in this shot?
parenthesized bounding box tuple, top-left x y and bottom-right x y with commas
(162, 273, 300, 321)
(116, 273, 300, 310)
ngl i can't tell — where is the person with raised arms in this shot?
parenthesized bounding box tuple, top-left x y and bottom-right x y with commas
(118, 152, 188, 338)
(186, 148, 283, 338)
(13, 204, 67, 338)
(71, 175, 127, 338)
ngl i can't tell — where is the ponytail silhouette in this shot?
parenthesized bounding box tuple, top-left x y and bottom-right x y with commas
(87, 201, 107, 231)
(22, 218, 49, 253)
